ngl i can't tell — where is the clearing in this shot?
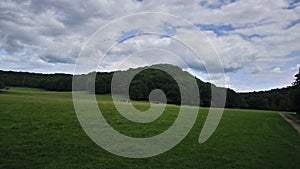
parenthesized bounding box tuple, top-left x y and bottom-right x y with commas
(0, 87, 299, 168)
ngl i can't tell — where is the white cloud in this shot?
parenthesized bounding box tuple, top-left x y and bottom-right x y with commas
(0, 0, 299, 91)
(272, 67, 283, 74)
(291, 64, 300, 71)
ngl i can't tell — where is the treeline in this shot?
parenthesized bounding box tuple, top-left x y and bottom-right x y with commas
(239, 69, 300, 113)
(239, 88, 292, 111)
(0, 64, 299, 112)
(0, 71, 73, 91)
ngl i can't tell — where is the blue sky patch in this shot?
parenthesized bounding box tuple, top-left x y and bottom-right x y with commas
(199, 0, 237, 9)
(285, 19, 300, 29)
(162, 22, 177, 36)
(196, 24, 235, 36)
(0, 50, 7, 55)
(286, 50, 300, 58)
(286, 0, 300, 9)
(117, 29, 144, 43)
(236, 33, 267, 41)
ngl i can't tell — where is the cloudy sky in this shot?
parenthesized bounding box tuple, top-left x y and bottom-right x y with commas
(0, 0, 299, 92)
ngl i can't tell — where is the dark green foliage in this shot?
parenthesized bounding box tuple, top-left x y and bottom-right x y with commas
(225, 88, 241, 108)
(0, 64, 297, 111)
(94, 72, 113, 94)
(293, 68, 300, 86)
(197, 79, 212, 107)
(40, 74, 72, 91)
(290, 68, 300, 114)
(240, 88, 291, 111)
(0, 70, 73, 91)
(289, 87, 300, 114)
(0, 72, 5, 89)
(128, 68, 181, 105)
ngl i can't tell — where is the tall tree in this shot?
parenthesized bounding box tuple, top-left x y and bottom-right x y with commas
(291, 68, 300, 114)
(293, 68, 300, 86)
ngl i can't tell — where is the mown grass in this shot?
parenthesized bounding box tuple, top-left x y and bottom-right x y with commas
(0, 87, 300, 169)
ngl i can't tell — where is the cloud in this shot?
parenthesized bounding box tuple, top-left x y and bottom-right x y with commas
(0, 0, 299, 91)
(291, 64, 300, 71)
(272, 67, 283, 74)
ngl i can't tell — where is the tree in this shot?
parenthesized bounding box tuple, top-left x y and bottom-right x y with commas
(0, 72, 5, 89)
(293, 68, 300, 86)
(291, 68, 300, 114)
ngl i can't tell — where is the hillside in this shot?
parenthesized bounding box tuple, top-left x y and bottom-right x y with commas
(0, 64, 296, 111)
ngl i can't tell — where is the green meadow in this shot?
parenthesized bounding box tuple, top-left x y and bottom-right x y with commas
(1, 87, 300, 168)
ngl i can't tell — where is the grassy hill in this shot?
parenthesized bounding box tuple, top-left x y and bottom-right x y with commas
(1, 87, 299, 168)
(2, 64, 296, 112)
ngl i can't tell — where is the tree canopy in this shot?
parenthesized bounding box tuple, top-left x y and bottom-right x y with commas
(290, 68, 300, 114)
(293, 68, 300, 87)
(0, 71, 5, 89)
(0, 64, 297, 112)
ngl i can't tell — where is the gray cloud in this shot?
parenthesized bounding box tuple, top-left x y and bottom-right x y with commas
(0, 0, 299, 91)
(41, 54, 74, 64)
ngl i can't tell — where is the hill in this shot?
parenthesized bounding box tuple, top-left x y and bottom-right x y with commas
(0, 64, 296, 111)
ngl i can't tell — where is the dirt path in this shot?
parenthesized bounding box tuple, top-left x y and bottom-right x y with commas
(280, 114, 300, 136)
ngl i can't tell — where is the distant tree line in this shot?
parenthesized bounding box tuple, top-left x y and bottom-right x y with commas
(0, 71, 73, 91)
(0, 64, 299, 113)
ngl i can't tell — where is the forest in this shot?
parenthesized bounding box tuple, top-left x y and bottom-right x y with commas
(0, 64, 299, 113)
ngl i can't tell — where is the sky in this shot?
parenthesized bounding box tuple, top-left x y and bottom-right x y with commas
(0, 0, 300, 92)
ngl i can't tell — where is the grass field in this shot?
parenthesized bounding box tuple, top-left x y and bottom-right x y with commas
(1, 87, 300, 168)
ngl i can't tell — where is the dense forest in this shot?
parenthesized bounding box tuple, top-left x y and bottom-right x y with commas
(0, 64, 299, 113)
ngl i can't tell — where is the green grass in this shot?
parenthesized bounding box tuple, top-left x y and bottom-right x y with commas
(1, 87, 300, 169)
